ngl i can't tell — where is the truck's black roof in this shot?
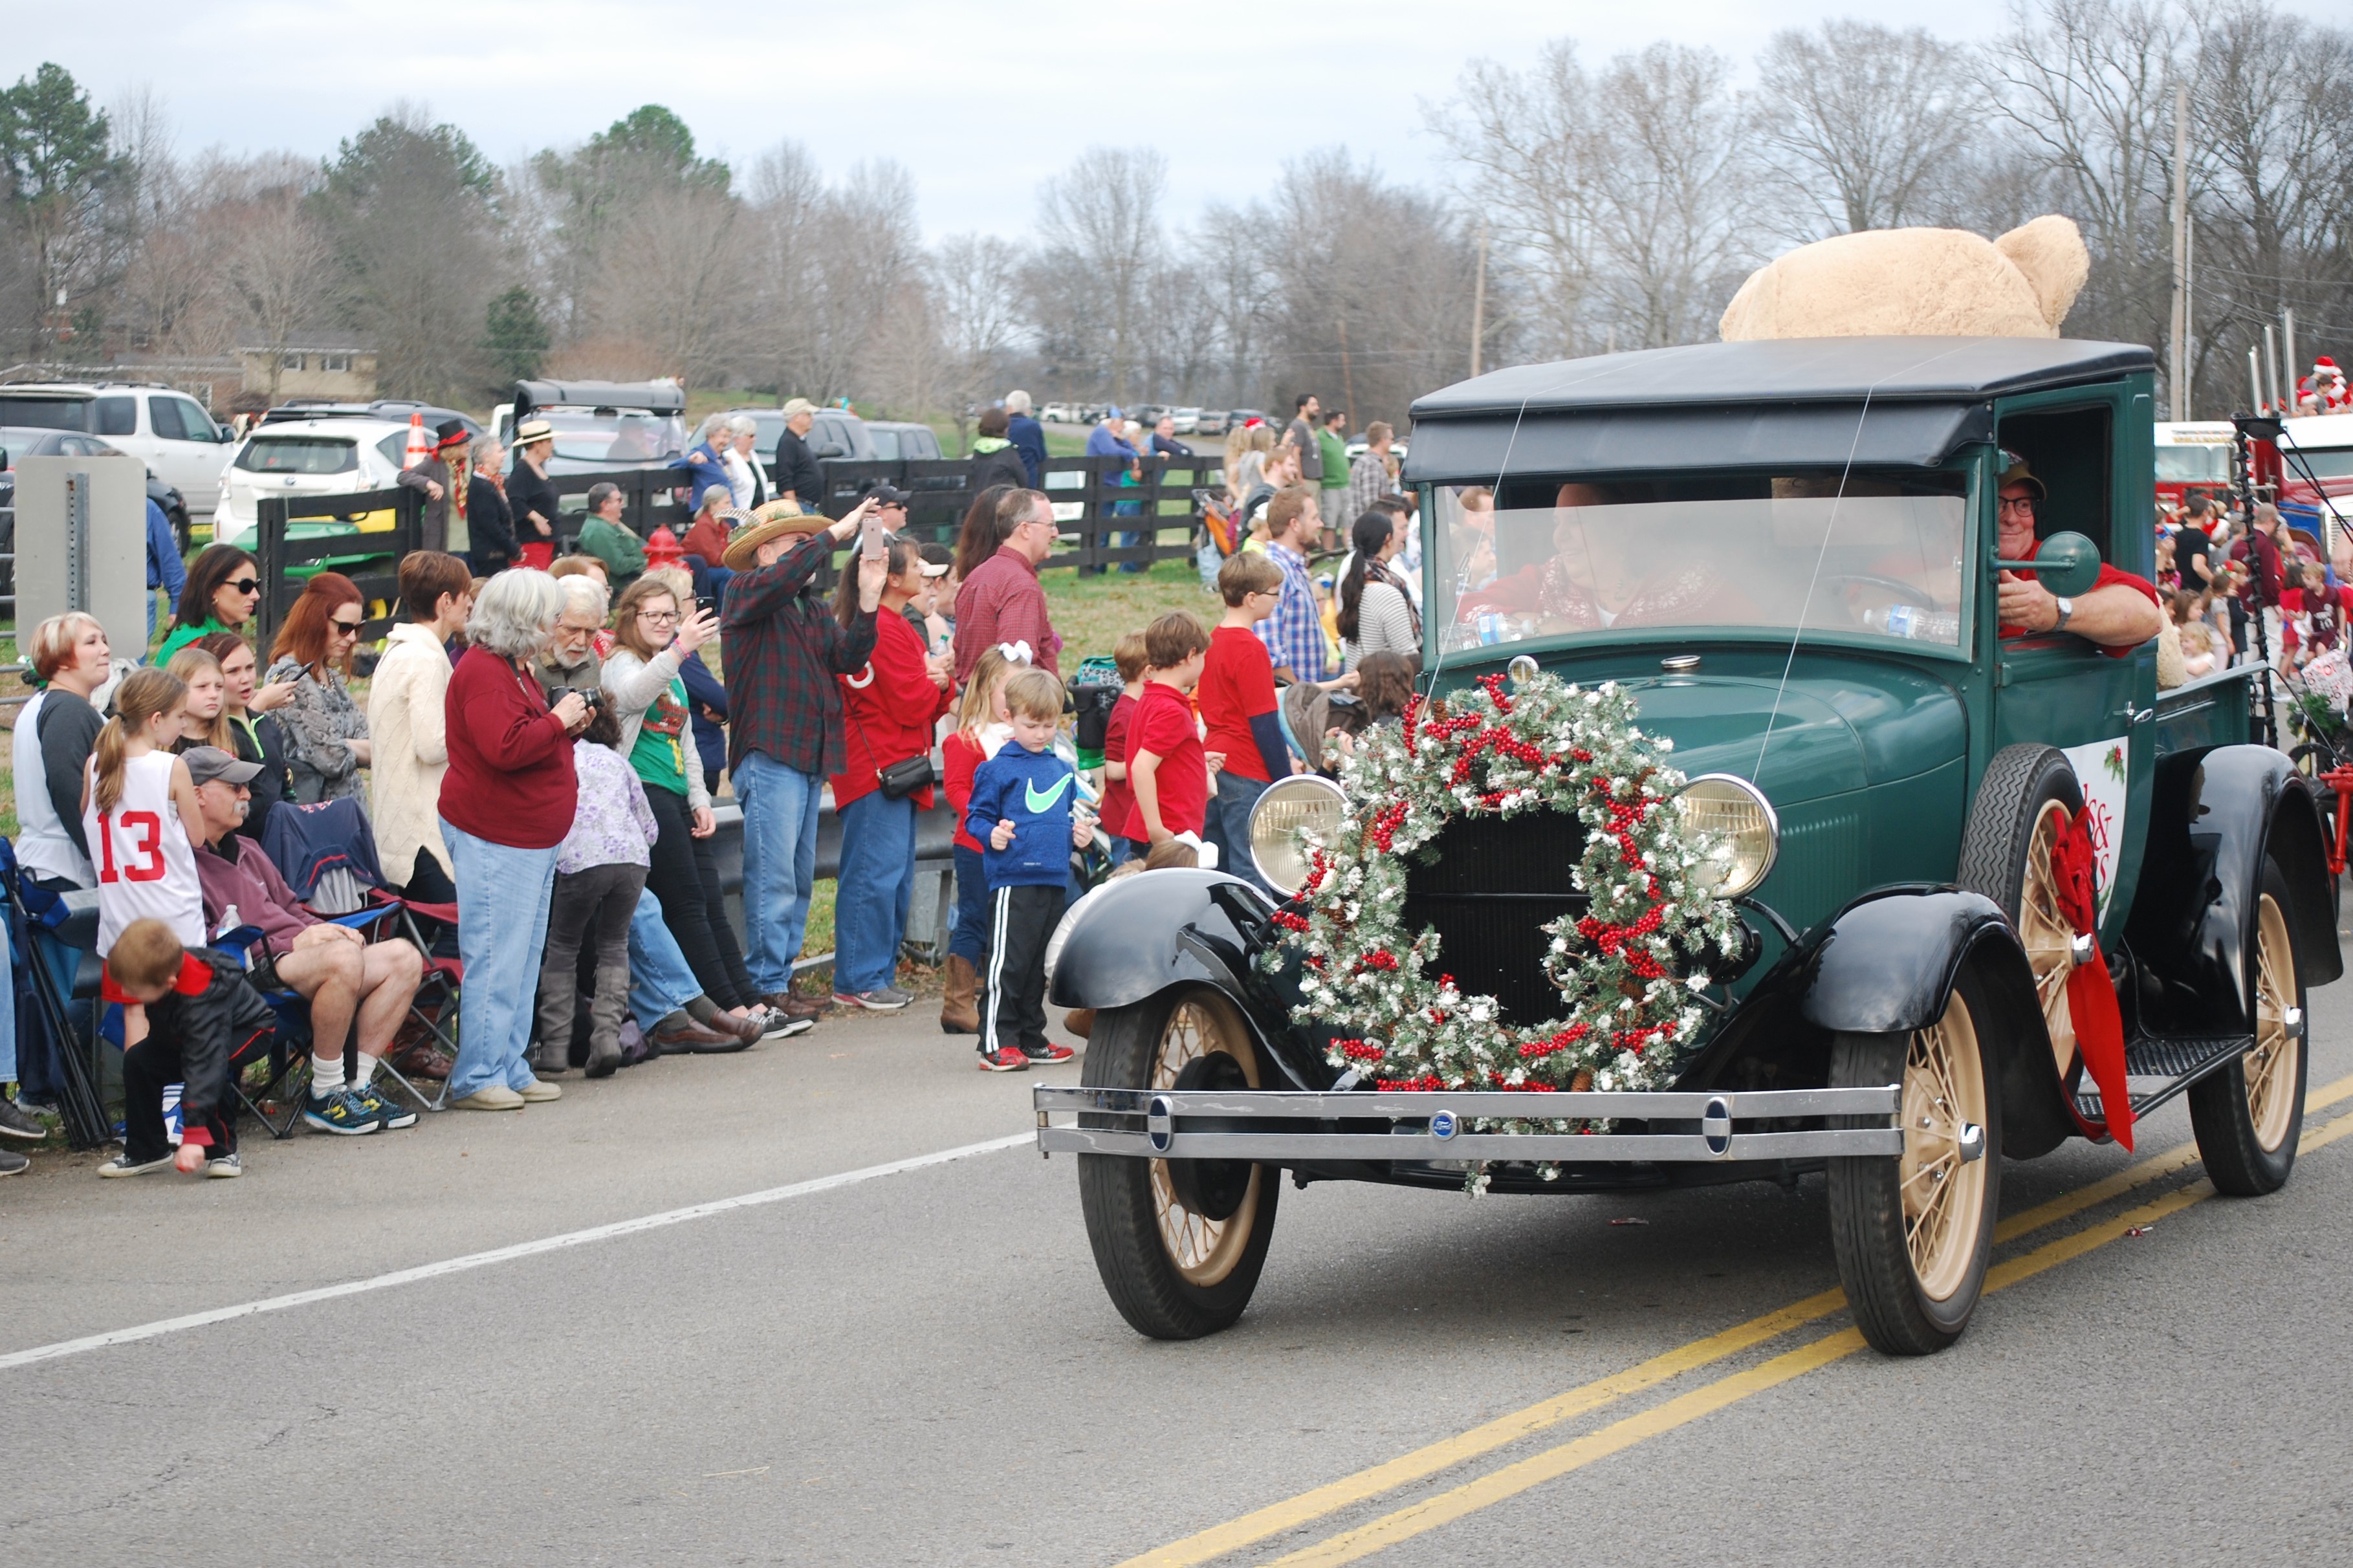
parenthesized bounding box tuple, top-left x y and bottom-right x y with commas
(513, 378, 686, 413)
(1410, 337, 2155, 420)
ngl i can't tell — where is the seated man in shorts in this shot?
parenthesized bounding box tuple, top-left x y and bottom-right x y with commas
(184, 746, 426, 1136)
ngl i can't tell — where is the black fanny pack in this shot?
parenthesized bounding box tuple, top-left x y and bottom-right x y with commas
(876, 754, 934, 800)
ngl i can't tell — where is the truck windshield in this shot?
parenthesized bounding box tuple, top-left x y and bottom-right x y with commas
(2291, 446, 2353, 480)
(2156, 444, 2232, 483)
(1432, 470, 1969, 654)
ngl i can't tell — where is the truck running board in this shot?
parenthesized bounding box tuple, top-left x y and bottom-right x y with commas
(1033, 1085, 1907, 1164)
(2075, 1032, 2260, 1126)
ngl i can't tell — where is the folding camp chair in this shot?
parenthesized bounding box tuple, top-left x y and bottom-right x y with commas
(1, 838, 111, 1149)
(212, 906, 409, 1137)
(257, 796, 461, 1113)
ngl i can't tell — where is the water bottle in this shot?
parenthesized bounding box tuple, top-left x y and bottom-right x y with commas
(1868, 604, 1960, 644)
(1476, 612, 1507, 646)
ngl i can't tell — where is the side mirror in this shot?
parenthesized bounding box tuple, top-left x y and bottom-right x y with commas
(1994, 529, 2103, 599)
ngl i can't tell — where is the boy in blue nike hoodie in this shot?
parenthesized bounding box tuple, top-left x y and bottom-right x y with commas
(965, 668, 1080, 1071)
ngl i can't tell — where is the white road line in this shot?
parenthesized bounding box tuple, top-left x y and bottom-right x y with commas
(1, 1131, 1032, 1373)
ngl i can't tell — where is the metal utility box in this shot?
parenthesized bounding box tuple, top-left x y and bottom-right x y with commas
(14, 455, 151, 657)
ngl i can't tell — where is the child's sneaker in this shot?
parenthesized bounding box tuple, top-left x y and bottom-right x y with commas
(98, 1151, 175, 1178)
(204, 1151, 243, 1179)
(0, 1148, 27, 1177)
(350, 1081, 417, 1130)
(977, 1045, 1031, 1072)
(833, 988, 912, 1012)
(303, 1089, 381, 1137)
(1020, 1042, 1076, 1066)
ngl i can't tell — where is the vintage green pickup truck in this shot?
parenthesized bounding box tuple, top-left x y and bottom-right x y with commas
(1036, 338, 2337, 1356)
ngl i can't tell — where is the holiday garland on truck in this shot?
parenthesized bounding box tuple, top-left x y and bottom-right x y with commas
(1268, 670, 1742, 1101)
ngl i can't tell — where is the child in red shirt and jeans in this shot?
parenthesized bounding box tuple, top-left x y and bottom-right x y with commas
(1124, 612, 1213, 852)
(1198, 554, 1295, 891)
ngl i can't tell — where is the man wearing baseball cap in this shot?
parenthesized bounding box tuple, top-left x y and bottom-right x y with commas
(1993, 459, 2162, 653)
(395, 417, 474, 556)
(771, 398, 824, 509)
(184, 746, 429, 1134)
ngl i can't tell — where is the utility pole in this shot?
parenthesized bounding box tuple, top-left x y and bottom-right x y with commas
(2170, 80, 2189, 422)
(1469, 224, 1489, 378)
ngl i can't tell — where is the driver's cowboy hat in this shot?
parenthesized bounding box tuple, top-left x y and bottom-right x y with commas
(512, 417, 556, 448)
(1997, 459, 2047, 501)
(724, 499, 830, 569)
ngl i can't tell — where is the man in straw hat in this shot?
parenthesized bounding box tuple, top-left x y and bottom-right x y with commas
(771, 398, 824, 510)
(722, 496, 890, 1019)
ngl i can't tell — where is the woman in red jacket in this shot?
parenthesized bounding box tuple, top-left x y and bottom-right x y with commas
(827, 534, 954, 1009)
(439, 569, 591, 1111)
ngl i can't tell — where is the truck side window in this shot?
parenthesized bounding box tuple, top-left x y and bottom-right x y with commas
(148, 395, 185, 441)
(94, 395, 136, 437)
(1997, 405, 2114, 561)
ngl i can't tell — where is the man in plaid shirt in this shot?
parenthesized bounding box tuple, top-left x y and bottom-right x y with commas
(1346, 420, 1401, 525)
(1254, 486, 1333, 682)
(721, 501, 887, 1017)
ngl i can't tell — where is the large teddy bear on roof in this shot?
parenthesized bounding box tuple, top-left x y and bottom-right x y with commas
(1718, 215, 2090, 340)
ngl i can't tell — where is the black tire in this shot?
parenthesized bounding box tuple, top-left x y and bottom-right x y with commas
(2288, 741, 2337, 781)
(2188, 857, 2308, 1196)
(1956, 743, 2084, 1083)
(1828, 968, 2004, 1356)
(1075, 985, 1278, 1340)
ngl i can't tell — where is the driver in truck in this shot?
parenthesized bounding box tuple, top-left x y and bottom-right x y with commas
(1992, 460, 2163, 654)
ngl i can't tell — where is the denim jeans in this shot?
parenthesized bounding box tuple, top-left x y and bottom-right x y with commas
(0, 926, 16, 1083)
(627, 885, 703, 1030)
(1207, 770, 1273, 895)
(441, 819, 559, 1100)
(948, 844, 990, 964)
(733, 750, 824, 995)
(833, 789, 915, 994)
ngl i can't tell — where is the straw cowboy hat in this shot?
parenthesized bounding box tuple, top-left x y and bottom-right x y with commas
(723, 499, 831, 569)
(512, 417, 555, 448)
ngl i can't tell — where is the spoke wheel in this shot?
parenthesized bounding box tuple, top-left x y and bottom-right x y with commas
(1077, 986, 1280, 1339)
(1898, 995, 1992, 1302)
(2189, 858, 2308, 1195)
(2017, 801, 2079, 1078)
(1147, 996, 1263, 1287)
(1830, 972, 2003, 1356)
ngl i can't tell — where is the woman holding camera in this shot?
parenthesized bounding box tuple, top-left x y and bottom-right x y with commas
(826, 533, 952, 1010)
(603, 574, 769, 1027)
(439, 569, 589, 1111)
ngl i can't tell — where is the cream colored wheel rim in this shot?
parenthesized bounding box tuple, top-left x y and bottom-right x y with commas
(2019, 800, 2079, 1078)
(1901, 992, 1990, 1303)
(1148, 994, 1262, 1287)
(2245, 892, 2300, 1154)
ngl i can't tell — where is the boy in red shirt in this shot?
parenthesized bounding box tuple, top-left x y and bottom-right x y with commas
(1125, 612, 1213, 853)
(1099, 632, 1150, 865)
(1198, 554, 1294, 891)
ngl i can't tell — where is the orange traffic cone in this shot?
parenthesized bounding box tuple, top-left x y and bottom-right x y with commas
(402, 412, 430, 470)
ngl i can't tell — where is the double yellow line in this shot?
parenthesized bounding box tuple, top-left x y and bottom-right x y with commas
(1122, 1073, 2353, 1568)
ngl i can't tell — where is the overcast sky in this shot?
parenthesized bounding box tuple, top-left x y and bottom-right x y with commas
(16, 1, 2339, 240)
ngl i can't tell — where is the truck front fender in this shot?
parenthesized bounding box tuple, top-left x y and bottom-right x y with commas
(1791, 886, 2074, 1160)
(1045, 869, 1329, 1089)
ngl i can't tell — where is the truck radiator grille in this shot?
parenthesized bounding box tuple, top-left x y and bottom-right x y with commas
(1400, 813, 1590, 1026)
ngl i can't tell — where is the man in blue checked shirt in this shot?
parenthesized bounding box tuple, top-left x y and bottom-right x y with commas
(1253, 486, 1333, 682)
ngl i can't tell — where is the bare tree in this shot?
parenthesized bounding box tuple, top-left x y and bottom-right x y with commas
(930, 233, 1023, 449)
(224, 184, 336, 401)
(1753, 21, 1978, 237)
(1035, 147, 1167, 402)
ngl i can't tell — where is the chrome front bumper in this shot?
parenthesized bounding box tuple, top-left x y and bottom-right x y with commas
(1032, 1085, 1907, 1163)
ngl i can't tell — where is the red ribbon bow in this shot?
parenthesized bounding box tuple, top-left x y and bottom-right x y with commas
(2047, 807, 2134, 1151)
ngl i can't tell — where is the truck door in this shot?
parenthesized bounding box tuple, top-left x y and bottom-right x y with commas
(1987, 389, 2159, 946)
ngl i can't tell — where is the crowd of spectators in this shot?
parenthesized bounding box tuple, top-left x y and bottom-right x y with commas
(0, 384, 1428, 1181)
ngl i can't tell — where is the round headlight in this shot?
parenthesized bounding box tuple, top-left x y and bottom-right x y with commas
(1676, 774, 1778, 898)
(1249, 775, 1348, 898)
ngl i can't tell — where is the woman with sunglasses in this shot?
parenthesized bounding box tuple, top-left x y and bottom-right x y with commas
(263, 572, 374, 805)
(193, 631, 295, 847)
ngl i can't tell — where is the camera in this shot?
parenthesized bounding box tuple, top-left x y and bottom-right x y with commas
(562, 686, 606, 710)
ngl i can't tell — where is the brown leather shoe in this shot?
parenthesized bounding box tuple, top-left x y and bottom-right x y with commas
(648, 1018, 743, 1055)
(769, 990, 831, 1019)
(388, 1041, 455, 1081)
(708, 1010, 763, 1043)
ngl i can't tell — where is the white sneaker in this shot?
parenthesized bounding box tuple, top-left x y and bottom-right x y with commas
(205, 1152, 243, 1179)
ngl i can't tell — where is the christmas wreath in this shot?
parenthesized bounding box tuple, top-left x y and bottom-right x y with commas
(1268, 670, 1742, 1104)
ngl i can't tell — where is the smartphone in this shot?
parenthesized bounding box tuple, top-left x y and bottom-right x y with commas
(860, 514, 888, 561)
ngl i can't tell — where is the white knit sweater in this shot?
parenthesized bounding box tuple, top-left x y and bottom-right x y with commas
(366, 622, 454, 880)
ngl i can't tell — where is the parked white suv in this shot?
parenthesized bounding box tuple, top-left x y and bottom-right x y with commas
(0, 382, 233, 516)
(212, 418, 414, 547)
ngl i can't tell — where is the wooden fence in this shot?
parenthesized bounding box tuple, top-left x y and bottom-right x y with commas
(254, 452, 1225, 637)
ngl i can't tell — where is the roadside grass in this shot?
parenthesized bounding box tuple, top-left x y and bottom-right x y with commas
(1039, 558, 1215, 667)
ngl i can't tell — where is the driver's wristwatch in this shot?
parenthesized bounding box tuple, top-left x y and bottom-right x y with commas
(2052, 596, 2075, 633)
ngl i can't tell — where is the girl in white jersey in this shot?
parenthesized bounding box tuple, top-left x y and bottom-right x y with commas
(81, 668, 207, 957)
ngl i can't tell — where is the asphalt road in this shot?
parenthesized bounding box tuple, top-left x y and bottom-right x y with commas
(5, 953, 2351, 1567)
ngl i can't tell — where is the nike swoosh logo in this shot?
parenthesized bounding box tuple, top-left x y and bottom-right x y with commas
(1025, 774, 1073, 813)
